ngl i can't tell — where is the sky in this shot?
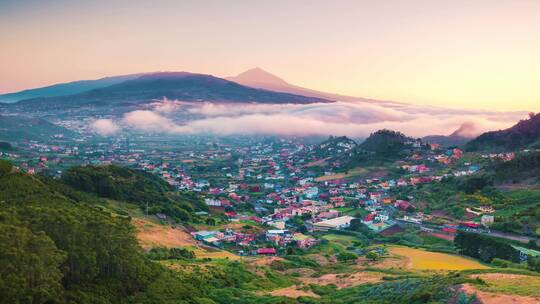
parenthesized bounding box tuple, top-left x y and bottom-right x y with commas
(1, 0, 539, 111)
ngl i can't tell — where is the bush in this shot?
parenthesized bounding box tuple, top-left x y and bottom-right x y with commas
(146, 247, 195, 260)
(0, 159, 13, 176)
(336, 251, 357, 262)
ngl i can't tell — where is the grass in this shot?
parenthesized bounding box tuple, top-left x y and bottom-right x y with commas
(321, 234, 358, 246)
(472, 273, 540, 297)
(388, 246, 489, 271)
(315, 167, 368, 182)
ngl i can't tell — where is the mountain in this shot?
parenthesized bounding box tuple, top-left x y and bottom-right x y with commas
(0, 74, 143, 103)
(17, 72, 332, 109)
(227, 68, 403, 106)
(422, 123, 478, 147)
(422, 135, 469, 147)
(0, 115, 75, 142)
(466, 113, 540, 151)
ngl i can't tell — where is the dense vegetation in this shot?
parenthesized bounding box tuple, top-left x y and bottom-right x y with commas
(492, 151, 540, 183)
(359, 129, 415, 156)
(62, 165, 208, 222)
(0, 161, 159, 303)
(312, 275, 477, 304)
(454, 232, 520, 263)
(0, 160, 296, 303)
(466, 112, 540, 151)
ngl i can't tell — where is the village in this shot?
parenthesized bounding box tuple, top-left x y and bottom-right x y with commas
(1, 131, 524, 258)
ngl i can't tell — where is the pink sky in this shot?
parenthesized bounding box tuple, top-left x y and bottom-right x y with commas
(1, 0, 539, 111)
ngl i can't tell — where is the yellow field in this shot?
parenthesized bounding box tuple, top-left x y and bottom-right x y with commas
(389, 246, 489, 271)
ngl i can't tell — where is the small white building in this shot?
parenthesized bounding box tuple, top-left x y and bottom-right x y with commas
(312, 216, 355, 231)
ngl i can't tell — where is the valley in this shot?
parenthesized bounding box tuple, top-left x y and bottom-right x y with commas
(2, 109, 540, 303)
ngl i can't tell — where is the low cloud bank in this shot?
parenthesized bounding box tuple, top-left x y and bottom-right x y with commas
(90, 99, 527, 138)
(90, 119, 120, 135)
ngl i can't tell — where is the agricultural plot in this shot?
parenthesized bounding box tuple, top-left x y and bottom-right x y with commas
(389, 246, 489, 271)
(134, 218, 239, 260)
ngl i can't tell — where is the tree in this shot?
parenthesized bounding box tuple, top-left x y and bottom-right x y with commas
(0, 224, 66, 304)
(366, 251, 379, 261)
(337, 251, 357, 262)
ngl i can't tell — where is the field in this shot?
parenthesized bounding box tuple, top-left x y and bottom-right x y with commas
(321, 233, 359, 246)
(470, 273, 540, 297)
(315, 167, 367, 181)
(133, 218, 239, 260)
(388, 246, 489, 271)
(133, 218, 197, 249)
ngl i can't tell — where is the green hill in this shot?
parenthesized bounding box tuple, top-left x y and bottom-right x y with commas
(359, 129, 418, 156)
(0, 160, 296, 303)
(62, 165, 207, 222)
(466, 113, 540, 152)
(491, 151, 540, 184)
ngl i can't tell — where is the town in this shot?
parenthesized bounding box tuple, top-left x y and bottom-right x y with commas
(2, 126, 527, 259)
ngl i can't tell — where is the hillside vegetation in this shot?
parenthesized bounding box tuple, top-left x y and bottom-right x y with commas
(466, 113, 540, 152)
(62, 165, 208, 222)
(0, 160, 299, 303)
(491, 151, 540, 184)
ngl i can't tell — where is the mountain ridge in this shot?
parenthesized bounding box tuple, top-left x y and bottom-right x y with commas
(0, 73, 144, 103)
(15, 72, 332, 108)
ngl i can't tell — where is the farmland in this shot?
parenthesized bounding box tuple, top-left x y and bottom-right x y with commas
(388, 246, 489, 270)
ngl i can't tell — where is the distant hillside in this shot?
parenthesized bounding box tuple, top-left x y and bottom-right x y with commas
(0, 141, 14, 151)
(17, 72, 331, 109)
(466, 113, 540, 151)
(0, 115, 75, 142)
(422, 135, 469, 147)
(423, 122, 477, 147)
(0, 74, 143, 103)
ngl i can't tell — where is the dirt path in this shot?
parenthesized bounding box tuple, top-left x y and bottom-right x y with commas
(300, 272, 383, 288)
(269, 286, 319, 298)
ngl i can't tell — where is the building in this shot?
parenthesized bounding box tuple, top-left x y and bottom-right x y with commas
(481, 215, 495, 227)
(312, 216, 355, 231)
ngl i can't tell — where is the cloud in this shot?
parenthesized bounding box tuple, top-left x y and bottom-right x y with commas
(149, 97, 182, 113)
(90, 119, 120, 135)
(91, 100, 528, 138)
(122, 110, 179, 131)
(165, 112, 518, 138)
